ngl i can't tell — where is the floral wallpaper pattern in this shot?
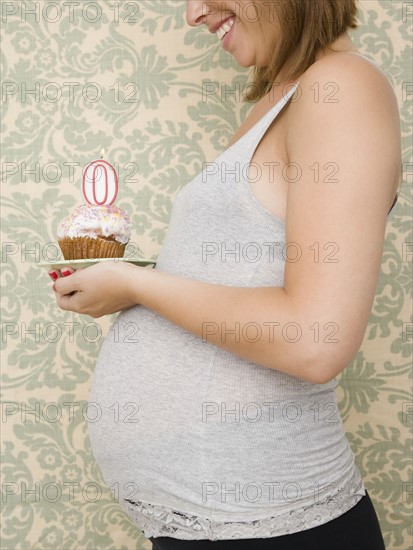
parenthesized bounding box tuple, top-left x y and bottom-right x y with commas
(1, 1, 412, 549)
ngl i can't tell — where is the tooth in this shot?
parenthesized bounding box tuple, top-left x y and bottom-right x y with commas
(216, 17, 235, 40)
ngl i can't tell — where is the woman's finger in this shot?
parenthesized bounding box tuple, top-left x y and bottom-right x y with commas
(48, 270, 61, 281)
(56, 289, 80, 311)
(49, 266, 76, 284)
(53, 272, 80, 295)
(61, 267, 75, 277)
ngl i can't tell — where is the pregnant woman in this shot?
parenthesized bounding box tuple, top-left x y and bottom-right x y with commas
(50, 1, 401, 548)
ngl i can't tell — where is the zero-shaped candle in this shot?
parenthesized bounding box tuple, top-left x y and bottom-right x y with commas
(82, 158, 119, 206)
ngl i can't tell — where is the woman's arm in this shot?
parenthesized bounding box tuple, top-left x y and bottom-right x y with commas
(53, 54, 401, 385)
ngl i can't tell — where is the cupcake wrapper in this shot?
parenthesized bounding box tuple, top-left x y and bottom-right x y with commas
(58, 237, 126, 260)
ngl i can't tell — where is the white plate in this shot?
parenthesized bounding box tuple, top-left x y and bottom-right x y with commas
(37, 258, 156, 270)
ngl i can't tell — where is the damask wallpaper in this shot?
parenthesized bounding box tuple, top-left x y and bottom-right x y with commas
(1, 1, 412, 549)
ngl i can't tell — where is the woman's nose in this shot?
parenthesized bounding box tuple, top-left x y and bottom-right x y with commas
(186, 0, 209, 27)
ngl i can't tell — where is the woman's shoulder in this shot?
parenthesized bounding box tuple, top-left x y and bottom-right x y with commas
(292, 51, 398, 115)
(285, 50, 401, 202)
(287, 51, 400, 145)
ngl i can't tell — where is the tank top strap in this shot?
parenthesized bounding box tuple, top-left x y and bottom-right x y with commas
(245, 82, 300, 151)
(216, 83, 300, 164)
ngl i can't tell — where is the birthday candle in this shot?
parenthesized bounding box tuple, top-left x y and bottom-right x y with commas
(82, 149, 119, 206)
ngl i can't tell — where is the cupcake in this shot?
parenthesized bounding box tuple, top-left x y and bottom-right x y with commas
(57, 204, 132, 260)
(57, 154, 132, 260)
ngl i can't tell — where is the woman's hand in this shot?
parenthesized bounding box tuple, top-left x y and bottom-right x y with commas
(48, 261, 141, 318)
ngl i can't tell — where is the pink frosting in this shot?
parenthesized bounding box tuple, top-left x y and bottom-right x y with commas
(57, 204, 132, 244)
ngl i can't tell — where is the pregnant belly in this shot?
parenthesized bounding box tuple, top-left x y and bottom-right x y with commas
(87, 305, 215, 501)
(88, 304, 215, 419)
(87, 305, 353, 516)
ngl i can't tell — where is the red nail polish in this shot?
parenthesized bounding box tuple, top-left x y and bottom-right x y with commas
(49, 271, 58, 280)
(61, 269, 72, 277)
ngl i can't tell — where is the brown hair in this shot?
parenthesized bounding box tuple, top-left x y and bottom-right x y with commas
(245, 0, 359, 102)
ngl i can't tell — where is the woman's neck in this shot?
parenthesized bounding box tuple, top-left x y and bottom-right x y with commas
(271, 33, 360, 95)
(315, 33, 359, 61)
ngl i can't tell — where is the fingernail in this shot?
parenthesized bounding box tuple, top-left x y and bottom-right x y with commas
(48, 271, 58, 280)
(61, 269, 72, 277)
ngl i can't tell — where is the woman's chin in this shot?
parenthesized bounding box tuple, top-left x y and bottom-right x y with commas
(232, 54, 256, 68)
(231, 50, 267, 69)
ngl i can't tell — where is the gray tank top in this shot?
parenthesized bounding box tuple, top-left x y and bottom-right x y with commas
(88, 83, 366, 541)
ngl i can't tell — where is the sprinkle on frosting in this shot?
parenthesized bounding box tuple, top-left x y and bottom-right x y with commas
(57, 204, 131, 244)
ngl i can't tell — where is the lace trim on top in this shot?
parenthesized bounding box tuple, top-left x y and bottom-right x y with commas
(123, 467, 366, 541)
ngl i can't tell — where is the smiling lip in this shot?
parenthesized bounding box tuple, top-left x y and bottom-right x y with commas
(209, 15, 235, 34)
(216, 17, 235, 40)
